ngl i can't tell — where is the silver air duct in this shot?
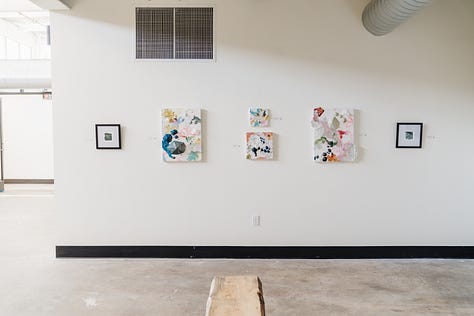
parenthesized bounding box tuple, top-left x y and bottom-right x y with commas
(362, 0, 433, 36)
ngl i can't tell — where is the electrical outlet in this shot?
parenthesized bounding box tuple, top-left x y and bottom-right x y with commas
(252, 215, 261, 226)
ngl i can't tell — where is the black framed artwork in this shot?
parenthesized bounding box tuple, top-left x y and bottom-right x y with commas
(396, 123, 423, 148)
(95, 124, 121, 149)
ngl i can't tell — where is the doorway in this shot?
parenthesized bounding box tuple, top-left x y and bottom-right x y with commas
(0, 93, 54, 185)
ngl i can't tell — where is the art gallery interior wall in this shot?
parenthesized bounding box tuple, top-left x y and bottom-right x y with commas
(52, 0, 474, 246)
(1, 95, 54, 179)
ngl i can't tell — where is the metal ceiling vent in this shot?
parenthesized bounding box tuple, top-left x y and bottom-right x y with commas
(362, 0, 433, 36)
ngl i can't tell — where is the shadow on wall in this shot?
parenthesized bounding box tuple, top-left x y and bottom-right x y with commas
(55, 0, 474, 93)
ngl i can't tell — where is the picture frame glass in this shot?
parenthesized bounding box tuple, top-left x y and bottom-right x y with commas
(96, 125, 121, 149)
(397, 123, 422, 148)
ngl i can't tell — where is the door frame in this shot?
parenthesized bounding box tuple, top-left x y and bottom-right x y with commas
(0, 98, 4, 191)
(0, 92, 54, 186)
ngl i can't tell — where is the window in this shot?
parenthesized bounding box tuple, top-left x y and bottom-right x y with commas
(0, 37, 5, 59)
(136, 7, 214, 60)
(6, 38, 19, 59)
(0, 11, 51, 60)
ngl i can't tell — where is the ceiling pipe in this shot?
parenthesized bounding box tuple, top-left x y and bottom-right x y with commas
(362, 0, 433, 36)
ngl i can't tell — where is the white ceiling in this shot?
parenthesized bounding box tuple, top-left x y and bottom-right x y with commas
(0, 0, 43, 12)
(0, 11, 49, 33)
(0, 0, 51, 36)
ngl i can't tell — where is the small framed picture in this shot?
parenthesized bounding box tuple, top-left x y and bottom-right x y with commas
(96, 124, 121, 149)
(396, 123, 423, 148)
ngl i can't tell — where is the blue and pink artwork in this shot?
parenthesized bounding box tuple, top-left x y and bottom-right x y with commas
(249, 108, 270, 127)
(162, 108, 202, 162)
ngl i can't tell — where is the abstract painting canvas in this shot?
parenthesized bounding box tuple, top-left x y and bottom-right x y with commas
(312, 107, 355, 163)
(162, 108, 202, 162)
(249, 108, 270, 127)
(246, 132, 273, 160)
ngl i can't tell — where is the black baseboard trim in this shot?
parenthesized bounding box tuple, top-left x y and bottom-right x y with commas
(55, 246, 474, 259)
(5, 179, 54, 184)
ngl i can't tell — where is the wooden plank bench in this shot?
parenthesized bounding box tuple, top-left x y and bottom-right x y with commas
(205, 276, 265, 316)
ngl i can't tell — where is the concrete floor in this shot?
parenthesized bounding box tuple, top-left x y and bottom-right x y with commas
(1, 185, 473, 316)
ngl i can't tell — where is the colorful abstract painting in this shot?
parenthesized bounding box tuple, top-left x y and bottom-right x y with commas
(312, 107, 355, 163)
(249, 108, 270, 127)
(162, 108, 202, 162)
(246, 132, 273, 160)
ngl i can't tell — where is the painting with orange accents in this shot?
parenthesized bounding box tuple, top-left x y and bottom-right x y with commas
(246, 132, 273, 160)
(311, 107, 355, 163)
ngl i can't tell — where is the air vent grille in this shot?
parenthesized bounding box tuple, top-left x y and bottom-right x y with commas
(175, 8, 213, 59)
(136, 8, 174, 59)
(136, 7, 213, 60)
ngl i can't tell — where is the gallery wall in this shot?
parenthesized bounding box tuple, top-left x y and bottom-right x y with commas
(52, 0, 474, 246)
(1, 95, 54, 179)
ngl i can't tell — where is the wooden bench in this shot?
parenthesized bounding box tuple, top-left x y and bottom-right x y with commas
(205, 276, 265, 316)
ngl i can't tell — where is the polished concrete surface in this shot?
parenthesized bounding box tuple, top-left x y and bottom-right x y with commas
(1, 185, 473, 316)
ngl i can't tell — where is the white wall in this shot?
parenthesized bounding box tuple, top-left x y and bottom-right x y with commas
(52, 0, 474, 246)
(1, 95, 54, 179)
